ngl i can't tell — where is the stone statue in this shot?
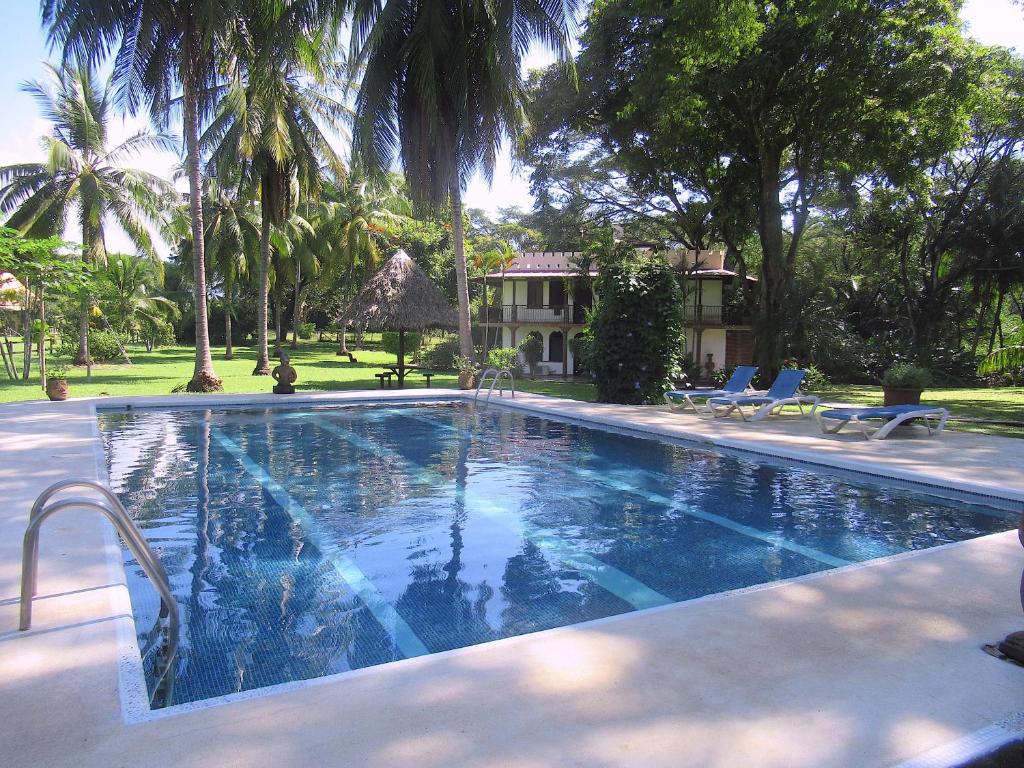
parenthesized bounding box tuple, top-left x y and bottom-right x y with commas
(272, 353, 297, 394)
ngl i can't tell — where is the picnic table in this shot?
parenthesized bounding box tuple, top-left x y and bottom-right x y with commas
(376, 365, 436, 388)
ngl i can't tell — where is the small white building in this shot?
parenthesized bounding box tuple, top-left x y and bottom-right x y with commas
(480, 250, 755, 377)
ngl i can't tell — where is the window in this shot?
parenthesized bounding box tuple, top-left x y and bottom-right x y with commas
(548, 280, 565, 306)
(527, 281, 544, 307)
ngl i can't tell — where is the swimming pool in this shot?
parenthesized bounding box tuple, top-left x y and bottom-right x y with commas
(98, 402, 1017, 709)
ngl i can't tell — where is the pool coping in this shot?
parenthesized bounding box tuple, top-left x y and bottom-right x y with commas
(5, 388, 1024, 767)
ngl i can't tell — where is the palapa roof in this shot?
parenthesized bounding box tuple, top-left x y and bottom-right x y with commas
(341, 250, 457, 331)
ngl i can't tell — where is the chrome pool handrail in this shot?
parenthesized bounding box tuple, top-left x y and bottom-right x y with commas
(474, 368, 515, 406)
(19, 480, 179, 703)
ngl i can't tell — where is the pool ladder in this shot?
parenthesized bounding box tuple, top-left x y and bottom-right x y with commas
(474, 368, 515, 406)
(19, 479, 180, 705)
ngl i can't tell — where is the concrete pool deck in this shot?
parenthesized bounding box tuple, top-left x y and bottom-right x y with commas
(0, 389, 1022, 767)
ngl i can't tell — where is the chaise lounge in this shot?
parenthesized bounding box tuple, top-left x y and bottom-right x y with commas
(816, 404, 950, 440)
(708, 369, 820, 421)
(665, 365, 759, 415)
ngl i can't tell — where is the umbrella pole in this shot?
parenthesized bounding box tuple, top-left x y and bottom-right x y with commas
(398, 329, 405, 388)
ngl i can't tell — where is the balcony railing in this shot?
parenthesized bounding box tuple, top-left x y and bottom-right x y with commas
(684, 304, 751, 326)
(479, 305, 586, 324)
(478, 303, 751, 326)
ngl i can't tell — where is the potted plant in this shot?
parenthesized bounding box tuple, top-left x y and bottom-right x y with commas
(453, 356, 477, 390)
(881, 363, 931, 406)
(46, 365, 69, 402)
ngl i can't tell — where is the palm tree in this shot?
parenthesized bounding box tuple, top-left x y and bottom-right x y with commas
(472, 242, 517, 359)
(204, 2, 349, 374)
(0, 64, 172, 364)
(98, 254, 181, 348)
(170, 181, 260, 360)
(42, 0, 240, 390)
(350, 0, 579, 358)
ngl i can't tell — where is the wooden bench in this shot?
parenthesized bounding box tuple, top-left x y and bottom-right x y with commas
(375, 372, 393, 388)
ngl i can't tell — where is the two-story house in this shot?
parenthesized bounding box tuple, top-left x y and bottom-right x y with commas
(480, 250, 754, 377)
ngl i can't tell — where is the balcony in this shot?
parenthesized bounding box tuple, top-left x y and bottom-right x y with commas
(479, 304, 587, 325)
(684, 304, 751, 326)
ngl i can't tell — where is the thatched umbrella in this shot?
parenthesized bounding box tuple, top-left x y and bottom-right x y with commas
(341, 250, 457, 386)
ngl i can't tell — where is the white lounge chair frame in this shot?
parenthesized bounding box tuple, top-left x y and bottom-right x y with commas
(709, 393, 820, 421)
(665, 387, 764, 415)
(816, 407, 949, 440)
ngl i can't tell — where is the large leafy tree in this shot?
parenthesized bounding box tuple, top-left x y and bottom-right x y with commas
(579, 0, 980, 376)
(42, 0, 240, 390)
(204, 0, 349, 374)
(0, 64, 171, 364)
(350, 0, 580, 358)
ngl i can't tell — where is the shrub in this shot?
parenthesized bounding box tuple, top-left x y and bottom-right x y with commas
(781, 361, 830, 390)
(422, 337, 461, 370)
(298, 322, 316, 340)
(590, 257, 685, 404)
(453, 355, 477, 375)
(142, 318, 176, 352)
(487, 346, 521, 374)
(519, 334, 544, 376)
(881, 363, 932, 389)
(381, 331, 421, 357)
(570, 332, 594, 376)
(57, 328, 123, 363)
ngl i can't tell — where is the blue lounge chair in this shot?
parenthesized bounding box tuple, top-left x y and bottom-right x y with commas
(816, 404, 949, 440)
(708, 369, 820, 421)
(664, 365, 759, 415)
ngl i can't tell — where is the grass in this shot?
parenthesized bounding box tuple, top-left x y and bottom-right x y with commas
(1, 342, 1020, 438)
(0, 340, 592, 403)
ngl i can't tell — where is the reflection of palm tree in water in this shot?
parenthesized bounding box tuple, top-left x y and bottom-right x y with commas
(394, 424, 495, 650)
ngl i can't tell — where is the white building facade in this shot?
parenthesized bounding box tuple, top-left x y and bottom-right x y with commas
(481, 250, 755, 377)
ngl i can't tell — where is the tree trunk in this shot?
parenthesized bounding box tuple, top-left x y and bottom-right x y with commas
(273, 280, 283, 359)
(290, 257, 301, 350)
(224, 278, 234, 360)
(481, 279, 489, 360)
(253, 208, 272, 374)
(753, 151, 787, 380)
(21, 299, 32, 380)
(74, 304, 90, 365)
(38, 289, 46, 390)
(988, 285, 1006, 355)
(182, 67, 222, 392)
(450, 179, 474, 359)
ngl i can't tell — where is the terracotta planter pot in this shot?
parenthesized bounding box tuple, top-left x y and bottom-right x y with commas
(458, 372, 476, 390)
(882, 387, 922, 406)
(46, 378, 68, 402)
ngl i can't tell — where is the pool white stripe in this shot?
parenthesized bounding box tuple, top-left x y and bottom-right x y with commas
(303, 413, 675, 611)
(209, 427, 430, 659)
(412, 409, 852, 569)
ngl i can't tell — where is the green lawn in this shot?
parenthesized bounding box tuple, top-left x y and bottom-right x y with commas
(2, 342, 1020, 438)
(0, 341, 591, 403)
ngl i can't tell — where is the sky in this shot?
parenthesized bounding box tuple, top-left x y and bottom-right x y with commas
(0, 0, 1021, 256)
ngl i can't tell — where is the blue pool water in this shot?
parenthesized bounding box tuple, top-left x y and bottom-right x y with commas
(98, 403, 1017, 708)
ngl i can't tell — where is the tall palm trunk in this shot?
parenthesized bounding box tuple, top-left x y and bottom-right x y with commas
(183, 65, 222, 392)
(272, 279, 283, 359)
(75, 303, 90, 365)
(224, 276, 234, 360)
(75, 222, 95, 366)
(450, 179, 473, 359)
(290, 257, 301, 350)
(253, 208, 272, 374)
